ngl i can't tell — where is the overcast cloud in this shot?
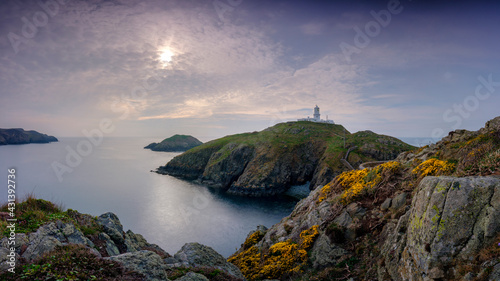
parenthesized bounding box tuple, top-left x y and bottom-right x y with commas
(1, 0, 499, 141)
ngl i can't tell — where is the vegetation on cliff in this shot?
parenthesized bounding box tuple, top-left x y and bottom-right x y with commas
(0, 128, 58, 145)
(158, 121, 414, 197)
(228, 116, 500, 280)
(145, 134, 202, 152)
(0, 196, 245, 281)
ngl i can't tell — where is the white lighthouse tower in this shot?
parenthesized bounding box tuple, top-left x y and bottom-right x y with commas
(297, 105, 334, 124)
(313, 105, 320, 121)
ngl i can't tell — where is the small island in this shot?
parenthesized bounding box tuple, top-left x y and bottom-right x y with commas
(145, 134, 202, 152)
(0, 128, 58, 145)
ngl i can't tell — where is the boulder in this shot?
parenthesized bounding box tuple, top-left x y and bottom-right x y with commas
(98, 232, 120, 256)
(389, 192, 407, 211)
(174, 242, 246, 280)
(22, 221, 94, 262)
(177, 272, 210, 281)
(381, 198, 392, 210)
(106, 250, 169, 281)
(380, 176, 500, 280)
(309, 233, 347, 269)
(97, 212, 125, 244)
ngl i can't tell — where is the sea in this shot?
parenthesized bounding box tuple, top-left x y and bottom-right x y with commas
(0, 137, 298, 257)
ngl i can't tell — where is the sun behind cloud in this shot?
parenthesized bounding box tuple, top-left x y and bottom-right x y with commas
(159, 48, 174, 65)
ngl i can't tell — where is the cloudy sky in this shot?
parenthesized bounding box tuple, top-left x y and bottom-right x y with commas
(1, 0, 499, 141)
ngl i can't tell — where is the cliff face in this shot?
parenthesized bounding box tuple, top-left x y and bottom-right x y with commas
(0, 200, 245, 281)
(379, 176, 499, 281)
(227, 116, 500, 281)
(0, 128, 58, 145)
(145, 134, 202, 152)
(158, 122, 414, 197)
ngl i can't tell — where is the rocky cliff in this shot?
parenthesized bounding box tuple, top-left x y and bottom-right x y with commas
(145, 134, 203, 152)
(0, 199, 245, 281)
(227, 116, 500, 281)
(0, 128, 58, 145)
(158, 122, 414, 197)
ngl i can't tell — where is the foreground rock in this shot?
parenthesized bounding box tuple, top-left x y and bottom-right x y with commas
(172, 242, 246, 280)
(145, 134, 202, 152)
(158, 122, 414, 197)
(106, 250, 169, 281)
(0, 128, 58, 145)
(0, 211, 245, 281)
(228, 175, 499, 281)
(379, 176, 500, 280)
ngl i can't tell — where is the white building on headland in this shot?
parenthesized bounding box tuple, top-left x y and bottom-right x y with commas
(297, 105, 334, 124)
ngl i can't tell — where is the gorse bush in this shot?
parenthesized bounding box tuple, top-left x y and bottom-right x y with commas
(412, 158, 455, 178)
(318, 161, 402, 204)
(228, 225, 319, 280)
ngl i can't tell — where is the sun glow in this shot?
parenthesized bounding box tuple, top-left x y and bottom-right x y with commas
(160, 49, 174, 63)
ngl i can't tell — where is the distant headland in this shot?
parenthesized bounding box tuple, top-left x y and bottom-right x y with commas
(0, 128, 58, 145)
(145, 134, 202, 152)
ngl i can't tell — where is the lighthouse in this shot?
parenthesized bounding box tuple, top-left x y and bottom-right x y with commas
(297, 105, 335, 124)
(313, 105, 320, 121)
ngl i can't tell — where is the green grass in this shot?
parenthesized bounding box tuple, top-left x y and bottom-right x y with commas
(186, 122, 348, 164)
(0, 195, 101, 238)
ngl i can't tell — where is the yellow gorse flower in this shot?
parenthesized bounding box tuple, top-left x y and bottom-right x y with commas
(228, 225, 320, 280)
(318, 161, 402, 204)
(412, 158, 455, 177)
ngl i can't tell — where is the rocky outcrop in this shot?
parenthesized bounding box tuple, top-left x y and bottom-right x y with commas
(0, 221, 95, 265)
(0, 211, 245, 281)
(158, 122, 414, 197)
(172, 242, 246, 280)
(106, 250, 169, 281)
(228, 158, 499, 280)
(177, 272, 210, 281)
(97, 212, 170, 258)
(379, 176, 500, 281)
(145, 134, 202, 152)
(0, 128, 58, 145)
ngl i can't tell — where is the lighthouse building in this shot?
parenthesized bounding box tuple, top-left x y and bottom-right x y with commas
(298, 105, 334, 124)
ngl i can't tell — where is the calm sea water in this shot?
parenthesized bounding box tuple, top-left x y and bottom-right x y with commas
(0, 138, 297, 257)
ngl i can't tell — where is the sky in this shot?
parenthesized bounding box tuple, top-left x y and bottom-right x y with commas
(1, 0, 499, 142)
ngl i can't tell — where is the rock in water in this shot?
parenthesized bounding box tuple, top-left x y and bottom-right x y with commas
(145, 134, 202, 152)
(0, 128, 58, 145)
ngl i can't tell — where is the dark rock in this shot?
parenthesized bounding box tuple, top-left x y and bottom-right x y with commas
(145, 134, 202, 152)
(381, 198, 392, 210)
(0, 128, 58, 145)
(488, 263, 500, 281)
(310, 234, 347, 269)
(97, 212, 125, 244)
(98, 232, 120, 256)
(389, 192, 407, 211)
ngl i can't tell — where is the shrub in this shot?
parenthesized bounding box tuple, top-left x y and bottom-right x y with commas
(412, 158, 455, 178)
(334, 161, 401, 204)
(0, 244, 144, 280)
(243, 231, 265, 249)
(228, 225, 320, 280)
